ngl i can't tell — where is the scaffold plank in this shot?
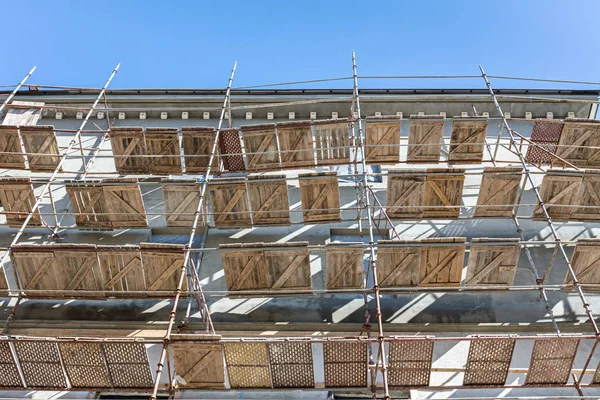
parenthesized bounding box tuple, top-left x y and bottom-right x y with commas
(525, 338, 579, 385)
(326, 243, 364, 289)
(323, 342, 368, 388)
(141, 243, 186, 293)
(109, 127, 148, 174)
(463, 339, 515, 386)
(97, 245, 145, 294)
(224, 343, 271, 388)
(388, 340, 434, 387)
(407, 117, 444, 163)
(533, 169, 583, 221)
(377, 240, 421, 287)
(386, 169, 426, 220)
(102, 342, 153, 388)
(268, 342, 314, 388)
(162, 179, 202, 228)
(571, 170, 600, 221)
(448, 119, 488, 163)
(181, 126, 218, 173)
(420, 237, 466, 286)
(525, 120, 564, 164)
(465, 239, 520, 286)
(102, 178, 148, 228)
(219, 128, 245, 171)
(277, 121, 315, 168)
(264, 242, 311, 290)
(424, 168, 465, 218)
(14, 341, 67, 388)
(241, 124, 280, 170)
(220, 244, 267, 291)
(247, 174, 290, 226)
(556, 120, 600, 167)
(172, 343, 225, 388)
(298, 171, 341, 223)
(365, 121, 401, 163)
(475, 167, 523, 218)
(58, 342, 112, 388)
(20, 125, 60, 172)
(0, 126, 26, 169)
(0, 342, 23, 387)
(314, 119, 351, 166)
(565, 239, 600, 285)
(209, 178, 251, 227)
(0, 178, 42, 227)
(144, 127, 181, 174)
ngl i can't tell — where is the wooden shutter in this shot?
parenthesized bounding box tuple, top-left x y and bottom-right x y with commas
(109, 127, 148, 173)
(571, 171, 600, 221)
(181, 127, 218, 173)
(475, 167, 522, 218)
(20, 125, 60, 172)
(172, 343, 225, 388)
(162, 179, 202, 227)
(533, 169, 582, 221)
(385, 169, 426, 219)
(220, 243, 267, 291)
(448, 119, 488, 163)
(11, 245, 57, 293)
(424, 168, 465, 219)
(419, 237, 465, 286)
(103, 178, 147, 228)
(407, 117, 444, 162)
(241, 124, 280, 170)
(66, 180, 112, 229)
(97, 245, 144, 294)
(565, 239, 600, 285)
(556, 120, 600, 167)
(277, 121, 314, 168)
(326, 243, 364, 289)
(141, 243, 186, 293)
(465, 238, 520, 286)
(365, 121, 400, 163)
(144, 127, 181, 174)
(314, 119, 351, 165)
(0, 126, 26, 169)
(0, 178, 42, 227)
(377, 240, 421, 287)
(53, 244, 103, 296)
(209, 178, 251, 228)
(264, 242, 311, 290)
(298, 171, 341, 223)
(247, 174, 290, 226)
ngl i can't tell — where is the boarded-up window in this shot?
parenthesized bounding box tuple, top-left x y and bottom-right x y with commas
(0, 126, 26, 169)
(326, 243, 364, 289)
(109, 127, 148, 173)
(0, 178, 42, 227)
(571, 171, 600, 221)
(241, 124, 279, 170)
(377, 240, 421, 287)
(424, 168, 465, 219)
(565, 239, 600, 285)
(247, 174, 290, 226)
(365, 121, 400, 163)
(298, 172, 341, 223)
(181, 127, 218, 174)
(208, 178, 251, 228)
(314, 119, 351, 166)
(448, 119, 488, 163)
(97, 245, 145, 294)
(162, 179, 202, 227)
(386, 169, 426, 219)
(172, 343, 225, 388)
(556, 120, 600, 167)
(144, 127, 181, 174)
(465, 238, 520, 286)
(475, 167, 522, 218)
(141, 243, 186, 294)
(20, 125, 60, 172)
(419, 237, 466, 286)
(532, 169, 582, 221)
(407, 117, 444, 163)
(277, 121, 314, 169)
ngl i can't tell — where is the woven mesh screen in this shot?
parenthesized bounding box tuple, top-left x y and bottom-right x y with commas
(525, 121, 564, 164)
(388, 341, 434, 387)
(526, 339, 579, 385)
(103, 342, 153, 388)
(59, 342, 112, 388)
(268, 342, 314, 388)
(463, 339, 515, 386)
(224, 343, 271, 388)
(14, 341, 67, 388)
(0, 342, 22, 387)
(323, 342, 368, 388)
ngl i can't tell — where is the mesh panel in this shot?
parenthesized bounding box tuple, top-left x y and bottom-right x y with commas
(526, 339, 579, 385)
(463, 339, 515, 386)
(525, 121, 564, 164)
(323, 342, 367, 387)
(269, 342, 314, 388)
(0, 342, 22, 387)
(103, 342, 153, 388)
(388, 341, 434, 387)
(224, 343, 271, 388)
(59, 342, 112, 388)
(14, 341, 67, 388)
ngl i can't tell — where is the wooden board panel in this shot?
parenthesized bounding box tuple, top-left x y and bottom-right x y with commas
(241, 124, 279, 170)
(59, 342, 112, 388)
(277, 121, 314, 168)
(181, 127, 218, 174)
(526, 338, 579, 385)
(14, 341, 67, 388)
(11, 245, 58, 293)
(388, 341, 434, 387)
(141, 243, 186, 293)
(419, 237, 466, 286)
(20, 125, 60, 172)
(264, 242, 311, 290)
(247, 174, 290, 226)
(1, 101, 42, 126)
(556, 121, 600, 167)
(97, 245, 145, 294)
(326, 243, 364, 289)
(314, 119, 351, 165)
(219, 128, 245, 171)
(0, 126, 26, 169)
(298, 172, 340, 223)
(0, 341, 23, 387)
(448, 119, 488, 163)
(220, 244, 267, 291)
(464, 339, 515, 386)
(525, 121, 564, 164)
(268, 342, 314, 388)
(144, 127, 181, 174)
(109, 127, 148, 173)
(424, 168, 465, 219)
(532, 169, 582, 221)
(102, 342, 153, 388)
(465, 239, 520, 286)
(475, 167, 523, 218)
(365, 121, 400, 163)
(323, 342, 368, 388)
(224, 343, 271, 388)
(162, 179, 202, 227)
(564, 239, 600, 285)
(172, 343, 225, 388)
(386, 169, 426, 220)
(571, 171, 600, 221)
(407, 118, 444, 163)
(0, 178, 42, 227)
(377, 240, 421, 287)
(103, 178, 148, 228)
(209, 178, 251, 227)
(66, 181, 112, 229)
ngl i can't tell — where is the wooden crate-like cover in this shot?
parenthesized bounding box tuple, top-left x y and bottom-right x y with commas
(475, 167, 522, 217)
(269, 342, 314, 388)
(424, 168, 465, 219)
(465, 238, 521, 286)
(277, 121, 314, 168)
(525, 338, 579, 385)
(0, 126, 26, 169)
(97, 245, 145, 294)
(298, 172, 341, 223)
(388, 340, 434, 387)
(102, 342, 154, 388)
(141, 243, 186, 293)
(463, 339, 515, 386)
(326, 243, 364, 289)
(365, 121, 400, 163)
(448, 119, 488, 163)
(241, 124, 280, 170)
(532, 169, 583, 221)
(20, 125, 60, 172)
(247, 174, 290, 226)
(67, 180, 111, 229)
(209, 178, 251, 228)
(145, 127, 181, 174)
(323, 342, 368, 388)
(162, 179, 203, 227)
(419, 237, 466, 286)
(314, 119, 351, 165)
(181, 127, 218, 173)
(14, 341, 67, 388)
(556, 120, 600, 167)
(407, 118, 444, 163)
(571, 171, 600, 221)
(172, 343, 224, 388)
(59, 342, 112, 388)
(224, 343, 271, 388)
(386, 169, 426, 220)
(565, 239, 600, 285)
(377, 240, 421, 287)
(0, 178, 42, 227)
(109, 127, 148, 173)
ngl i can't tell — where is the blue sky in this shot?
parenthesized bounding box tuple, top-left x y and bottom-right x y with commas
(2, 0, 600, 90)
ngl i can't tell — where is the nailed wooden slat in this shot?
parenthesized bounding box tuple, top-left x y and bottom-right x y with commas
(0, 126, 26, 169)
(20, 125, 60, 172)
(377, 240, 421, 287)
(172, 343, 225, 388)
(209, 178, 251, 227)
(532, 169, 583, 221)
(97, 245, 145, 293)
(220, 245, 267, 291)
(247, 174, 290, 226)
(181, 127, 218, 173)
(144, 127, 181, 174)
(11, 245, 56, 292)
(241, 124, 280, 170)
(66, 181, 112, 229)
(277, 121, 314, 168)
(224, 343, 271, 388)
(326, 243, 364, 289)
(162, 179, 202, 227)
(365, 121, 400, 163)
(464, 339, 515, 386)
(314, 119, 351, 166)
(424, 168, 465, 219)
(571, 170, 600, 221)
(565, 239, 600, 285)
(323, 342, 368, 388)
(419, 237, 466, 286)
(0, 178, 42, 227)
(265, 242, 311, 290)
(556, 121, 600, 167)
(103, 178, 148, 228)
(109, 127, 148, 173)
(385, 169, 426, 220)
(465, 238, 521, 286)
(448, 119, 488, 163)
(298, 171, 341, 223)
(475, 167, 523, 218)
(407, 118, 444, 163)
(141, 243, 186, 293)
(54, 245, 103, 295)
(526, 338, 579, 385)
(388, 340, 434, 387)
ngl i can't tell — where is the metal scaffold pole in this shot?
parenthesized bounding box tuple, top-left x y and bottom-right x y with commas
(0, 66, 36, 116)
